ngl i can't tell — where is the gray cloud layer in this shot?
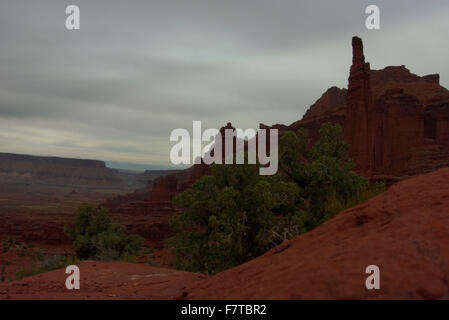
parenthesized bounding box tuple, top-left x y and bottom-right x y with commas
(1, 0, 448, 168)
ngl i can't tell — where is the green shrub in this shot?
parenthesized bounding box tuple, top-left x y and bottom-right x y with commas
(166, 123, 386, 274)
(323, 181, 386, 220)
(167, 160, 300, 274)
(65, 203, 146, 261)
(279, 123, 371, 229)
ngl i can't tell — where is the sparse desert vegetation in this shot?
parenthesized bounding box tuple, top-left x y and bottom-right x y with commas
(65, 203, 148, 261)
(166, 123, 385, 274)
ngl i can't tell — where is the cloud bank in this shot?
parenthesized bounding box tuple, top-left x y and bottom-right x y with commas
(0, 0, 448, 169)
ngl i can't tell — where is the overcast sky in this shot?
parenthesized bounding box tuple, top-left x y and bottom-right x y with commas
(0, 0, 448, 169)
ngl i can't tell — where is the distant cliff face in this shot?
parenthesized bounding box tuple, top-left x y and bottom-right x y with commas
(0, 153, 124, 188)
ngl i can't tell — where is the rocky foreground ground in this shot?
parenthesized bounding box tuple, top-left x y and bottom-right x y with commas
(1, 168, 449, 300)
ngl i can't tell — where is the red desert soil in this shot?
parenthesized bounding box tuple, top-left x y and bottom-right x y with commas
(2, 168, 449, 299)
(0, 261, 206, 300)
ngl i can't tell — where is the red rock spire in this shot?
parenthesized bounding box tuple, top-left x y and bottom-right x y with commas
(351, 36, 365, 67)
(345, 36, 374, 174)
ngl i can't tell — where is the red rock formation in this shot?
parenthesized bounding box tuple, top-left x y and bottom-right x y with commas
(344, 36, 375, 174)
(371, 89, 424, 175)
(347, 38, 449, 178)
(302, 87, 347, 120)
(279, 36, 449, 179)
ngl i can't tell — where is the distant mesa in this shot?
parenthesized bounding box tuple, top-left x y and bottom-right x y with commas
(0, 152, 123, 189)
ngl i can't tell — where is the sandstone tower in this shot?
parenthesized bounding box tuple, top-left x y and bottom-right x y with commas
(345, 36, 375, 174)
(344, 36, 449, 178)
